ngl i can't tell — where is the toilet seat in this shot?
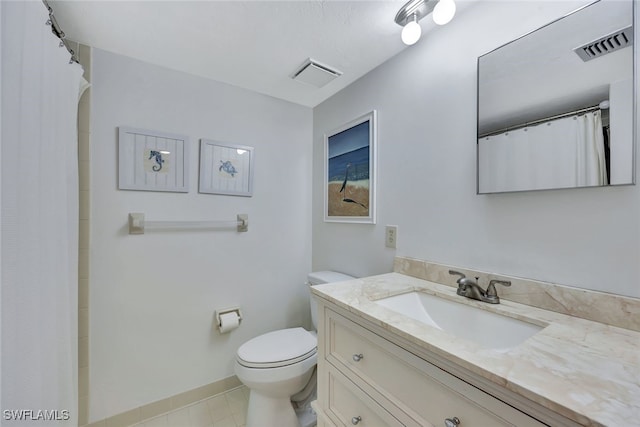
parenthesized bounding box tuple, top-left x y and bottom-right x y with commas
(237, 327, 317, 369)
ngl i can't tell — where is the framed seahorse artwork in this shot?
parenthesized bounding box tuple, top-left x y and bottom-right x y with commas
(324, 110, 377, 224)
(198, 139, 254, 197)
(118, 127, 190, 192)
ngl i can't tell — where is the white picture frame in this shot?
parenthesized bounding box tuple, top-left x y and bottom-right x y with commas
(118, 127, 190, 192)
(324, 110, 377, 224)
(199, 139, 254, 197)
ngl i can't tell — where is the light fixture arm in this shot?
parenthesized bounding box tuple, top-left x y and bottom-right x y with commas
(394, 0, 438, 27)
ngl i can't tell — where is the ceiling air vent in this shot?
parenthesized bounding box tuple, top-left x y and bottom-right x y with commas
(291, 58, 342, 88)
(574, 26, 633, 62)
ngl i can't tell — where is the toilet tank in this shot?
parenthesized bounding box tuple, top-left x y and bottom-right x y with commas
(308, 271, 355, 331)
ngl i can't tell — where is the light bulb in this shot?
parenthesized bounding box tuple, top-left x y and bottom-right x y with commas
(401, 19, 422, 45)
(433, 0, 456, 25)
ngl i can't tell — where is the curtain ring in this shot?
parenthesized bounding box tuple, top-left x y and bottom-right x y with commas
(46, 19, 52, 26)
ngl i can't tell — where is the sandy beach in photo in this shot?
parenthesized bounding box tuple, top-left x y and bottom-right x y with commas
(327, 180, 369, 217)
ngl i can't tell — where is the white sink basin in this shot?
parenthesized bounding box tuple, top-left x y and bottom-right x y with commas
(374, 291, 543, 352)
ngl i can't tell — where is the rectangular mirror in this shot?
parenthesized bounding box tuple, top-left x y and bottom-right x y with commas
(477, 0, 635, 194)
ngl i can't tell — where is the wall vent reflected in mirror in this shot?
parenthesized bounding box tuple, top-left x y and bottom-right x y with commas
(477, 0, 635, 194)
(574, 25, 633, 62)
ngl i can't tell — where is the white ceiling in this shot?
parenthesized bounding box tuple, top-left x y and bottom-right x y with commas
(50, 0, 471, 107)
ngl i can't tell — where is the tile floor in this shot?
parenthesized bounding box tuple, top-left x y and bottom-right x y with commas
(131, 386, 249, 427)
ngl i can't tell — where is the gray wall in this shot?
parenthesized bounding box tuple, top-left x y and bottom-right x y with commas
(312, 0, 640, 298)
(90, 49, 312, 421)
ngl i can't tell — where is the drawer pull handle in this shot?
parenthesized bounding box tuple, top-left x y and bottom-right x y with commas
(445, 417, 461, 427)
(351, 416, 362, 425)
(352, 353, 364, 362)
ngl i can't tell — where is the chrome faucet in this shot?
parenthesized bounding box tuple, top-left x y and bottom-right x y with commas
(448, 270, 511, 304)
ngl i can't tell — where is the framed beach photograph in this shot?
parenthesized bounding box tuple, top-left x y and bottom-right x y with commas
(324, 110, 377, 223)
(118, 127, 190, 192)
(199, 139, 254, 197)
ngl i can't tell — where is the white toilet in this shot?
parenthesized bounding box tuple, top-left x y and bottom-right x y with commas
(235, 271, 355, 427)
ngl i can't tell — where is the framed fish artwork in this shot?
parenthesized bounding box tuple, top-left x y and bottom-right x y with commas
(199, 139, 254, 197)
(324, 110, 377, 223)
(118, 127, 190, 192)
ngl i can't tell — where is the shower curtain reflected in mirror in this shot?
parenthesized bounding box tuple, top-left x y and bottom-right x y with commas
(478, 111, 607, 193)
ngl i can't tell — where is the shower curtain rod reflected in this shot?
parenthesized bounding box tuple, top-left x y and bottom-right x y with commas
(41, 0, 78, 63)
(479, 103, 605, 139)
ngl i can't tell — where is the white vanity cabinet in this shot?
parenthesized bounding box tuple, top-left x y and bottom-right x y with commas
(315, 301, 549, 427)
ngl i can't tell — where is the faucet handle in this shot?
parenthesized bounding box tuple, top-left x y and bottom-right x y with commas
(486, 279, 511, 297)
(448, 270, 465, 283)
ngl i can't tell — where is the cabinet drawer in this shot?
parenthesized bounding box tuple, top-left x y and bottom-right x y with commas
(326, 365, 404, 427)
(326, 309, 546, 427)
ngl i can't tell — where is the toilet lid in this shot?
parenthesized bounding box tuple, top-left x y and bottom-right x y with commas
(237, 327, 317, 369)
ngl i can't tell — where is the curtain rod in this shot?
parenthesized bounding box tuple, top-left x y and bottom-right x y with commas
(479, 104, 603, 139)
(42, 0, 78, 64)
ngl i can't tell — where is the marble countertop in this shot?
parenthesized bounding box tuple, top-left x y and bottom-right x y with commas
(311, 273, 640, 427)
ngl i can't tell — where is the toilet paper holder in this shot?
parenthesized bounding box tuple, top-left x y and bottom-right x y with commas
(215, 307, 243, 330)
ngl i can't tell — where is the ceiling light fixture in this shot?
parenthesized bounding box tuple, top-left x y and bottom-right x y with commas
(395, 0, 456, 45)
(433, 0, 456, 25)
(401, 14, 422, 46)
